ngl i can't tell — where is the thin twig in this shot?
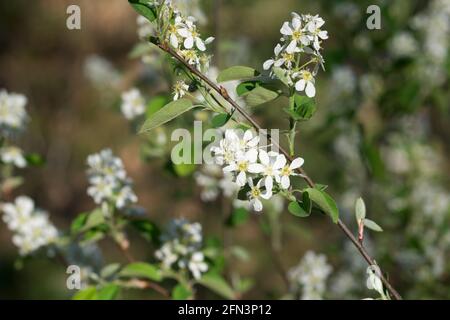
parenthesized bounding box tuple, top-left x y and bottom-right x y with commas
(155, 41, 402, 300)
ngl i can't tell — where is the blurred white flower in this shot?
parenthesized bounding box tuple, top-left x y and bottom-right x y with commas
(86, 149, 137, 209)
(121, 88, 146, 120)
(288, 251, 332, 300)
(156, 218, 208, 279)
(389, 32, 418, 58)
(0, 89, 28, 134)
(0, 146, 27, 168)
(1, 196, 58, 256)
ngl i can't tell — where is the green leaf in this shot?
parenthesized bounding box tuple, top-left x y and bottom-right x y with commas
(119, 262, 162, 282)
(363, 219, 383, 232)
(314, 184, 328, 191)
(128, 0, 157, 22)
(139, 99, 194, 133)
(130, 220, 160, 244)
(211, 113, 231, 128)
(197, 273, 235, 299)
(147, 95, 170, 117)
(245, 86, 279, 107)
(71, 212, 89, 234)
(25, 153, 45, 166)
(172, 283, 193, 300)
(285, 94, 316, 121)
(236, 80, 260, 96)
(82, 209, 105, 232)
(288, 201, 310, 218)
(355, 197, 366, 222)
(237, 184, 251, 200)
(217, 66, 259, 83)
(97, 284, 120, 300)
(173, 162, 196, 177)
(226, 208, 249, 227)
(272, 67, 291, 87)
(72, 286, 98, 300)
(305, 188, 339, 223)
(101, 263, 122, 279)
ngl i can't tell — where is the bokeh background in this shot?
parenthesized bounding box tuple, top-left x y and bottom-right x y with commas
(0, 0, 449, 299)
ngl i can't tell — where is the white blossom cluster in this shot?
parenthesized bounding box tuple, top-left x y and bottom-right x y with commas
(1, 196, 58, 256)
(86, 149, 138, 210)
(211, 129, 304, 212)
(155, 218, 208, 279)
(263, 13, 328, 98)
(158, 0, 214, 72)
(288, 251, 332, 300)
(83, 55, 121, 90)
(0, 89, 28, 135)
(120, 88, 146, 120)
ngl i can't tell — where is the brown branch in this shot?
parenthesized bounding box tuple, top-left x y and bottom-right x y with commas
(155, 41, 402, 300)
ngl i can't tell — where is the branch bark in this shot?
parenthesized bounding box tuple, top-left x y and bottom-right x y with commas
(155, 41, 402, 300)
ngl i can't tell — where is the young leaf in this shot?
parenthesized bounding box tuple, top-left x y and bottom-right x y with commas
(211, 113, 231, 128)
(139, 99, 195, 133)
(217, 66, 259, 83)
(305, 188, 339, 223)
(97, 284, 120, 300)
(172, 283, 193, 300)
(245, 86, 279, 107)
(285, 94, 316, 121)
(355, 197, 366, 222)
(100, 263, 122, 279)
(119, 262, 162, 282)
(288, 201, 311, 218)
(236, 80, 260, 96)
(173, 162, 196, 177)
(71, 212, 89, 234)
(128, 0, 157, 22)
(25, 153, 45, 166)
(72, 286, 98, 300)
(82, 209, 105, 232)
(197, 273, 235, 299)
(272, 67, 291, 87)
(363, 219, 383, 232)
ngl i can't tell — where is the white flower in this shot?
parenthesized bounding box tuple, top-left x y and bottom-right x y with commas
(366, 265, 384, 296)
(177, 16, 211, 51)
(188, 252, 208, 279)
(305, 15, 328, 51)
(276, 156, 304, 189)
(156, 219, 208, 279)
(249, 150, 285, 192)
(288, 251, 332, 300)
(223, 149, 259, 186)
(173, 80, 189, 101)
(0, 89, 28, 134)
(2, 196, 34, 231)
(1, 196, 58, 256)
(0, 146, 27, 168)
(281, 13, 311, 53)
(86, 149, 137, 209)
(120, 88, 146, 120)
(247, 178, 272, 212)
(115, 185, 138, 209)
(167, 15, 185, 48)
(180, 49, 200, 66)
(263, 44, 283, 70)
(294, 70, 316, 98)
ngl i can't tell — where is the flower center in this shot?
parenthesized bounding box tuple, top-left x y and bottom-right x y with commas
(251, 187, 261, 198)
(292, 30, 303, 40)
(302, 71, 313, 81)
(238, 161, 248, 172)
(281, 166, 291, 176)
